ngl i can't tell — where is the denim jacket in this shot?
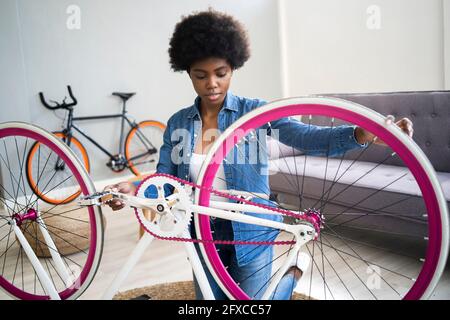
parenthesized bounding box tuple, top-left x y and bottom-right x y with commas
(149, 92, 366, 266)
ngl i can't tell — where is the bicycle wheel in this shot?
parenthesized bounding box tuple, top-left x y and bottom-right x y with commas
(194, 97, 449, 300)
(0, 122, 103, 300)
(26, 132, 90, 205)
(125, 120, 166, 177)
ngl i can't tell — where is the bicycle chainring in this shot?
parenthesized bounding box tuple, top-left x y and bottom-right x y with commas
(134, 175, 193, 238)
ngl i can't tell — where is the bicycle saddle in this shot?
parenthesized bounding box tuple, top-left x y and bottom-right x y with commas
(112, 92, 136, 101)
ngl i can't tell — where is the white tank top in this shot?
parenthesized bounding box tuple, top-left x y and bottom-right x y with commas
(189, 153, 227, 199)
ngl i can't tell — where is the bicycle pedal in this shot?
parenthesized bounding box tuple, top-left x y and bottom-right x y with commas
(77, 191, 115, 206)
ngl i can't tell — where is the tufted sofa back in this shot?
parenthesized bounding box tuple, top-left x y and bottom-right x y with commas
(308, 91, 450, 173)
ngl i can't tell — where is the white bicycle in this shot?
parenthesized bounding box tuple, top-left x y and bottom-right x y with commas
(0, 97, 448, 300)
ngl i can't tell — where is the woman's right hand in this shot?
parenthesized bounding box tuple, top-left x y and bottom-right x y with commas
(103, 181, 136, 211)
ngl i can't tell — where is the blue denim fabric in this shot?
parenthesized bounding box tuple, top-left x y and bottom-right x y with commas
(193, 241, 302, 300)
(149, 92, 366, 266)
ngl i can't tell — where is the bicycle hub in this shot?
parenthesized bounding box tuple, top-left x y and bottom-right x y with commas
(304, 208, 325, 231)
(12, 209, 38, 227)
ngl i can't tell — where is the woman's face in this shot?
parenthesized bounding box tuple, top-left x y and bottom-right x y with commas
(189, 57, 233, 110)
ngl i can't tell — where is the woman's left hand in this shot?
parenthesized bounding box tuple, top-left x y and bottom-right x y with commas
(355, 116, 414, 146)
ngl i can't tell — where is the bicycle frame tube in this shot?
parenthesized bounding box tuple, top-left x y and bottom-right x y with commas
(62, 104, 156, 164)
(127, 150, 156, 163)
(118, 102, 127, 155)
(68, 108, 129, 158)
(190, 204, 307, 235)
(71, 124, 114, 158)
(72, 114, 123, 121)
(63, 109, 75, 148)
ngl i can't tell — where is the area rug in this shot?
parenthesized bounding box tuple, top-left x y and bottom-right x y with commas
(113, 281, 312, 300)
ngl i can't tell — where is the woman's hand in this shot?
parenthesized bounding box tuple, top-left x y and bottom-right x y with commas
(355, 116, 414, 146)
(103, 181, 136, 211)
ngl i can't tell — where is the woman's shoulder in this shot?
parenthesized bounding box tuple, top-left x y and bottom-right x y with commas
(166, 103, 197, 125)
(229, 93, 268, 112)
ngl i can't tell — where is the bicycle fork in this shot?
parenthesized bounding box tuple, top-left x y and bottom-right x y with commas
(100, 230, 215, 300)
(11, 210, 77, 300)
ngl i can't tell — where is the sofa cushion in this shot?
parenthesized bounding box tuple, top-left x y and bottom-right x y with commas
(309, 91, 450, 173)
(268, 156, 449, 237)
(269, 156, 450, 201)
(266, 136, 303, 159)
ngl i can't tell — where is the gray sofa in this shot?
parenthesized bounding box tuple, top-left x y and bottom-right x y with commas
(268, 91, 450, 248)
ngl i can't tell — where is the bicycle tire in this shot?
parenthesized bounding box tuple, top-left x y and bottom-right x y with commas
(194, 97, 449, 300)
(125, 120, 166, 176)
(0, 122, 103, 300)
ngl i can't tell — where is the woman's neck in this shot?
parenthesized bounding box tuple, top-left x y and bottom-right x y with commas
(200, 101, 221, 120)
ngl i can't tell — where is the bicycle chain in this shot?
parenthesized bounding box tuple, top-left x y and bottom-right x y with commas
(134, 173, 322, 246)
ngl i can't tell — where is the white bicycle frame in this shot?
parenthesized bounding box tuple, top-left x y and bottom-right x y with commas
(99, 187, 315, 300)
(11, 186, 315, 300)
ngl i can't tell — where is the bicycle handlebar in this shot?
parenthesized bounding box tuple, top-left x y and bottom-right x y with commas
(39, 85, 78, 110)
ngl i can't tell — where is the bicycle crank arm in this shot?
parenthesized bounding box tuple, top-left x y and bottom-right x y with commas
(77, 191, 163, 209)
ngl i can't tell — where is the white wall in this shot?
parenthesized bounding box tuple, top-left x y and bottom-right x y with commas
(0, 0, 30, 122)
(444, 0, 450, 89)
(0, 0, 282, 181)
(279, 0, 446, 95)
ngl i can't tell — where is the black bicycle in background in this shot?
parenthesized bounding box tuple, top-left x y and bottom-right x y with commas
(26, 85, 166, 204)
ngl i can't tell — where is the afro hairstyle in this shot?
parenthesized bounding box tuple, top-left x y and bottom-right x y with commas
(168, 9, 251, 72)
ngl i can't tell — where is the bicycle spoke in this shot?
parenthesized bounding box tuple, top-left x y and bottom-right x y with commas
(304, 241, 336, 300)
(322, 226, 406, 296)
(1, 223, 13, 277)
(314, 152, 396, 213)
(13, 137, 31, 210)
(134, 126, 157, 150)
(307, 237, 350, 300)
(26, 223, 71, 286)
(26, 174, 75, 209)
(321, 233, 379, 299)
(308, 144, 376, 211)
(20, 224, 84, 268)
(38, 206, 90, 225)
(25, 221, 88, 256)
(324, 172, 410, 225)
(325, 222, 425, 240)
(321, 230, 420, 260)
(28, 144, 54, 203)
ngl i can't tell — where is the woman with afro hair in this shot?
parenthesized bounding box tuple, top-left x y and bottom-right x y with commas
(106, 9, 413, 300)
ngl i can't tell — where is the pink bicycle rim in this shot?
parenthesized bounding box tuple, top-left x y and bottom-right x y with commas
(198, 103, 442, 300)
(0, 127, 98, 300)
